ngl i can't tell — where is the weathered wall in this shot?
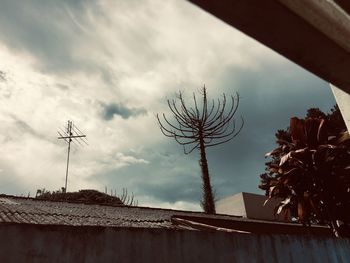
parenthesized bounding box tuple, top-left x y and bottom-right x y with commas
(0, 224, 349, 263)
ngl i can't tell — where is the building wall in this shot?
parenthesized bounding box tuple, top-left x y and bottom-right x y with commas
(0, 224, 349, 263)
(216, 192, 247, 217)
(242, 192, 289, 221)
(331, 84, 350, 132)
(216, 192, 288, 221)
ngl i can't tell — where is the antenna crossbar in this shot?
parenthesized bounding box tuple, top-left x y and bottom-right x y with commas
(57, 120, 87, 193)
(58, 135, 86, 139)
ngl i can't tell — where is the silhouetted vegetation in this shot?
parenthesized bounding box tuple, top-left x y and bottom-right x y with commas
(117, 187, 138, 206)
(260, 105, 350, 237)
(35, 188, 137, 206)
(157, 86, 243, 214)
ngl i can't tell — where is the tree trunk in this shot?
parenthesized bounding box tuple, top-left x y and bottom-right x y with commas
(199, 134, 216, 214)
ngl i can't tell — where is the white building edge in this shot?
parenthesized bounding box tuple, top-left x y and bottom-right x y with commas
(331, 85, 350, 132)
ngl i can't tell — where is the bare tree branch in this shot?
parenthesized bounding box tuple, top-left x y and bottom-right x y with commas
(156, 86, 243, 214)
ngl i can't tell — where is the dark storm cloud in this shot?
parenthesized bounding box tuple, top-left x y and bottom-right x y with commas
(206, 60, 337, 199)
(13, 118, 40, 137)
(0, 160, 28, 196)
(7, 114, 52, 143)
(0, 0, 340, 209)
(0, 0, 111, 78)
(0, 1, 78, 71)
(137, 149, 201, 203)
(108, 163, 201, 203)
(101, 60, 337, 206)
(56, 84, 69, 91)
(101, 103, 147, 120)
(0, 0, 162, 81)
(0, 71, 6, 82)
(100, 144, 203, 205)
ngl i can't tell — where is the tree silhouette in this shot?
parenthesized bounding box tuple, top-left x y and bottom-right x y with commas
(260, 106, 350, 237)
(157, 86, 243, 214)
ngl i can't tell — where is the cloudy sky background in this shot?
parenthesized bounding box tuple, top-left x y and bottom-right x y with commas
(0, 0, 336, 211)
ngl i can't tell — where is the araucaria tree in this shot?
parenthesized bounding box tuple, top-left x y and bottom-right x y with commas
(259, 106, 350, 237)
(157, 86, 243, 214)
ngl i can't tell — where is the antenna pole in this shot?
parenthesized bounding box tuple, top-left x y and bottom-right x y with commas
(58, 120, 87, 193)
(64, 121, 72, 193)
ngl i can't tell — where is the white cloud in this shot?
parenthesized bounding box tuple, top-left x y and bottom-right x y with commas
(0, 0, 336, 209)
(140, 195, 201, 212)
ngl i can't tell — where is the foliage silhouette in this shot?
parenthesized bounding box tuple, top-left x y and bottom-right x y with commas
(260, 105, 350, 237)
(36, 188, 138, 206)
(157, 86, 243, 214)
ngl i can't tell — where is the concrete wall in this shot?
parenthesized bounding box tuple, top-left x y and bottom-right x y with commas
(0, 224, 349, 263)
(242, 193, 289, 221)
(216, 192, 247, 217)
(216, 192, 288, 221)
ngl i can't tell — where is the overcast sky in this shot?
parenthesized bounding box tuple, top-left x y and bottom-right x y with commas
(0, 0, 336, 211)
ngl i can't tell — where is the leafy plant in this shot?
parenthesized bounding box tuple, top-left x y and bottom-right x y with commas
(259, 106, 350, 237)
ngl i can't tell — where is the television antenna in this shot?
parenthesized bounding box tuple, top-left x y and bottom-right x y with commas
(58, 120, 88, 193)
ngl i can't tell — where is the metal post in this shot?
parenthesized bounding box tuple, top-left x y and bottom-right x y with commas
(58, 120, 87, 193)
(64, 121, 72, 193)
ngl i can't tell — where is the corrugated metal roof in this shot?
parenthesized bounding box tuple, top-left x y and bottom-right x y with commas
(0, 195, 241, 229)
(0, 195, 333, 236)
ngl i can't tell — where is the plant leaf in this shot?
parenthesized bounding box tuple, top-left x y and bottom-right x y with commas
(277, 197, 291, 214)
(265, 147, 281, 157)
(263, 198, 271, 206)
(317, 118, 327, 144)
(279, 152, 292, 166)
(290, 117, 306, 145)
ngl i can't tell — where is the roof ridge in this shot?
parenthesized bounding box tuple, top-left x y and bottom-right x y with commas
(0, 194, 243, 220)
